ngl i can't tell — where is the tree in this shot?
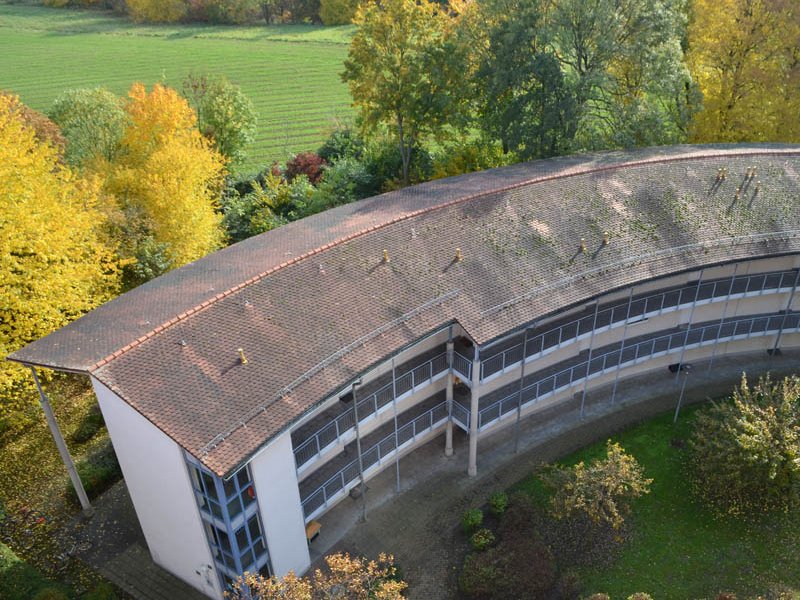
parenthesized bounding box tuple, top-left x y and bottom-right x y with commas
(1, 91, 66, 156)
(182, 74, 257, 165)
(125, 0, 187, 22)
(472, 0, 577, 159)
(0, 93, 117, 433)
(228, 552, 406, 599)
(689, 374, 800, 516)
(548, 0, 698, 149)
(687, 0, 800, 142)
(319, 0, 358, 25)
(49, 87, 128, 168)
(342, 0, 462, 185)
(99, 83, 225, 282)
(542, 441, 652, 529)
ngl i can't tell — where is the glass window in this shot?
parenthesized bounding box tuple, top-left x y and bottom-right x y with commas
(235, 526, 248, 550)
(223, 477, 237, 500)
(228, 497, 243, 520)
(202, 472, 219, 502)
(236, 469, 251, 489)
(240, 549, 255, 571)
(258, 563, 272, 579)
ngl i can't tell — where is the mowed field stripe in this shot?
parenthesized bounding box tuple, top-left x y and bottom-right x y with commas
(0, 18, 353, 172)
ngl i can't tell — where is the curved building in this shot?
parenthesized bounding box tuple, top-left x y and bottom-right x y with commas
(10, 144, 800, 598)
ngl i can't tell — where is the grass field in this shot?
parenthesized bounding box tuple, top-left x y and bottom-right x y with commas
(0, 3, 355, 172)
(514, 405, 800, 599)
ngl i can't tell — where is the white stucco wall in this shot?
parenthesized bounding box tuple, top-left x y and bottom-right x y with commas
(250, 431, 310, 576)
(91, 378, 221, 599)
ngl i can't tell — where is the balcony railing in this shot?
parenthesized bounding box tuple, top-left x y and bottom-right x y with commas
(301, 400, 449, 521)
(294, 352, 449, 470)
(475, 312, 800, 430)
(480, 270, 797, 381)
(452, 351, 473, 382)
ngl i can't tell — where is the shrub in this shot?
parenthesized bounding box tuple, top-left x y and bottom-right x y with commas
(317, 125, 366, 163)
(689, 374, 800, 516)
(555, 569, 582, 600)
(71, 404, 106, 444)
(470, 528, 495, 551)
(431, 139, 511, 179)
(627, 594, 653, 600)
(461, 508, 483, 534)
(84, 582, 117, 600)
(285, 151, 327, 185)
(68, 443, 122, 502)
(541, 441, 652, 529)
(459, 549, 503, 598)
(586, 595, 611, 600)
(488, 491, 508, 516)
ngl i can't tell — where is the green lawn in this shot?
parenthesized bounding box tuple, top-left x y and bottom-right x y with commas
(514, 406, 800, 599)
(0, 3, 355, 172)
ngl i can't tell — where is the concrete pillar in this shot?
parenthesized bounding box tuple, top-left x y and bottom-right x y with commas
(467, 352, 481, 477)
(445, 340, 454, 457)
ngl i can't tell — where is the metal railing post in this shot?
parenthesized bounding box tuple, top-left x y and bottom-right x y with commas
(513, 326, 533, 454)
(391, 357, 400, 493)
(580, 302, 600, 418)
(351, 379, 367, 523)
(611, 288, 634, 404)
(708, 265, 738, 371)
(675, 269, 704, 382)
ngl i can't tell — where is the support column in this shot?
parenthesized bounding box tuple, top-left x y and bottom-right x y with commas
(467, 348, 481, 477)
(580, 302, 600, 418)
(771, 268, 800, 354)
(611, 288, 634, 404)
(675, 269, 704, 383)
(445, 340, 455, 457)
(31, 367, 93, 515)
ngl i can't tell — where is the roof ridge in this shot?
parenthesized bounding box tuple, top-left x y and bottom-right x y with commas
(88, 147, 800, 373)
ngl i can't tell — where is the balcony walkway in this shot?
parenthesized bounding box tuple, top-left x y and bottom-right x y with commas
(308, 348, 800, 600)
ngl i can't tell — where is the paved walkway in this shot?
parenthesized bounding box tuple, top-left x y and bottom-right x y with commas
(308, 349, 800, 599)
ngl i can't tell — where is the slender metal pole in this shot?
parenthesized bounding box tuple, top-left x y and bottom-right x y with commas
(467, 346, 481, 477)
(771, 268, 800, 354)
(673, 365, 692, 423)
(30, 367, 93, 515)
(580, 302, 601, 418)
(352, 379, 366, 523)
(391, 357, 400, 493)
(513, 327, 532, 454)
(611, 288, 635, 404)
(445, 326, 454, 457)
(708, 264, 739, 371)
(675, 269, 704, 383)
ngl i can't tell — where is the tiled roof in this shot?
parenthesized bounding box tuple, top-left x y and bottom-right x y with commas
(9, 144, 800, 476)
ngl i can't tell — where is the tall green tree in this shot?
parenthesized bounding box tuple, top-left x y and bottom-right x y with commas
(549, 0, 698, 149)
(342, 0, 462, 185)
(49, 87, 129, 169)
(474, 0, 577, 159)
(183, 74, 258, 166)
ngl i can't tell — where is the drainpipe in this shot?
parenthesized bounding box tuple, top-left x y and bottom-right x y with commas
(30, 367, 93, 515)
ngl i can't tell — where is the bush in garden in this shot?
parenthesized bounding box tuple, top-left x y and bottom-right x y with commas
(689, 374, 800, 516)
(317, 125, 366, 163)
(305, 156, 378, 214)
(431, 139, 512, 179)
(627, 594, 654, 600)
(461, 508, 483, 534)
(488, 491, 508, 516)
(586, 595, 611, 600)
(68, 442, 122, 502)
(470, 528, 495, 551)
(32, 589, 68, 600)
(459, 548, 503, 598)
(285, 151, 327, 185)
(71, 404, 106, 444)
(541, 441, 652, 530)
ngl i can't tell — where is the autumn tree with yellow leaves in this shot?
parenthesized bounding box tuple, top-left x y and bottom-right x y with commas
(227, 552, 407, 600)
(688, 0, 800, 142)
(0, 93, 118, 434)
(98, 83, 226, 287)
